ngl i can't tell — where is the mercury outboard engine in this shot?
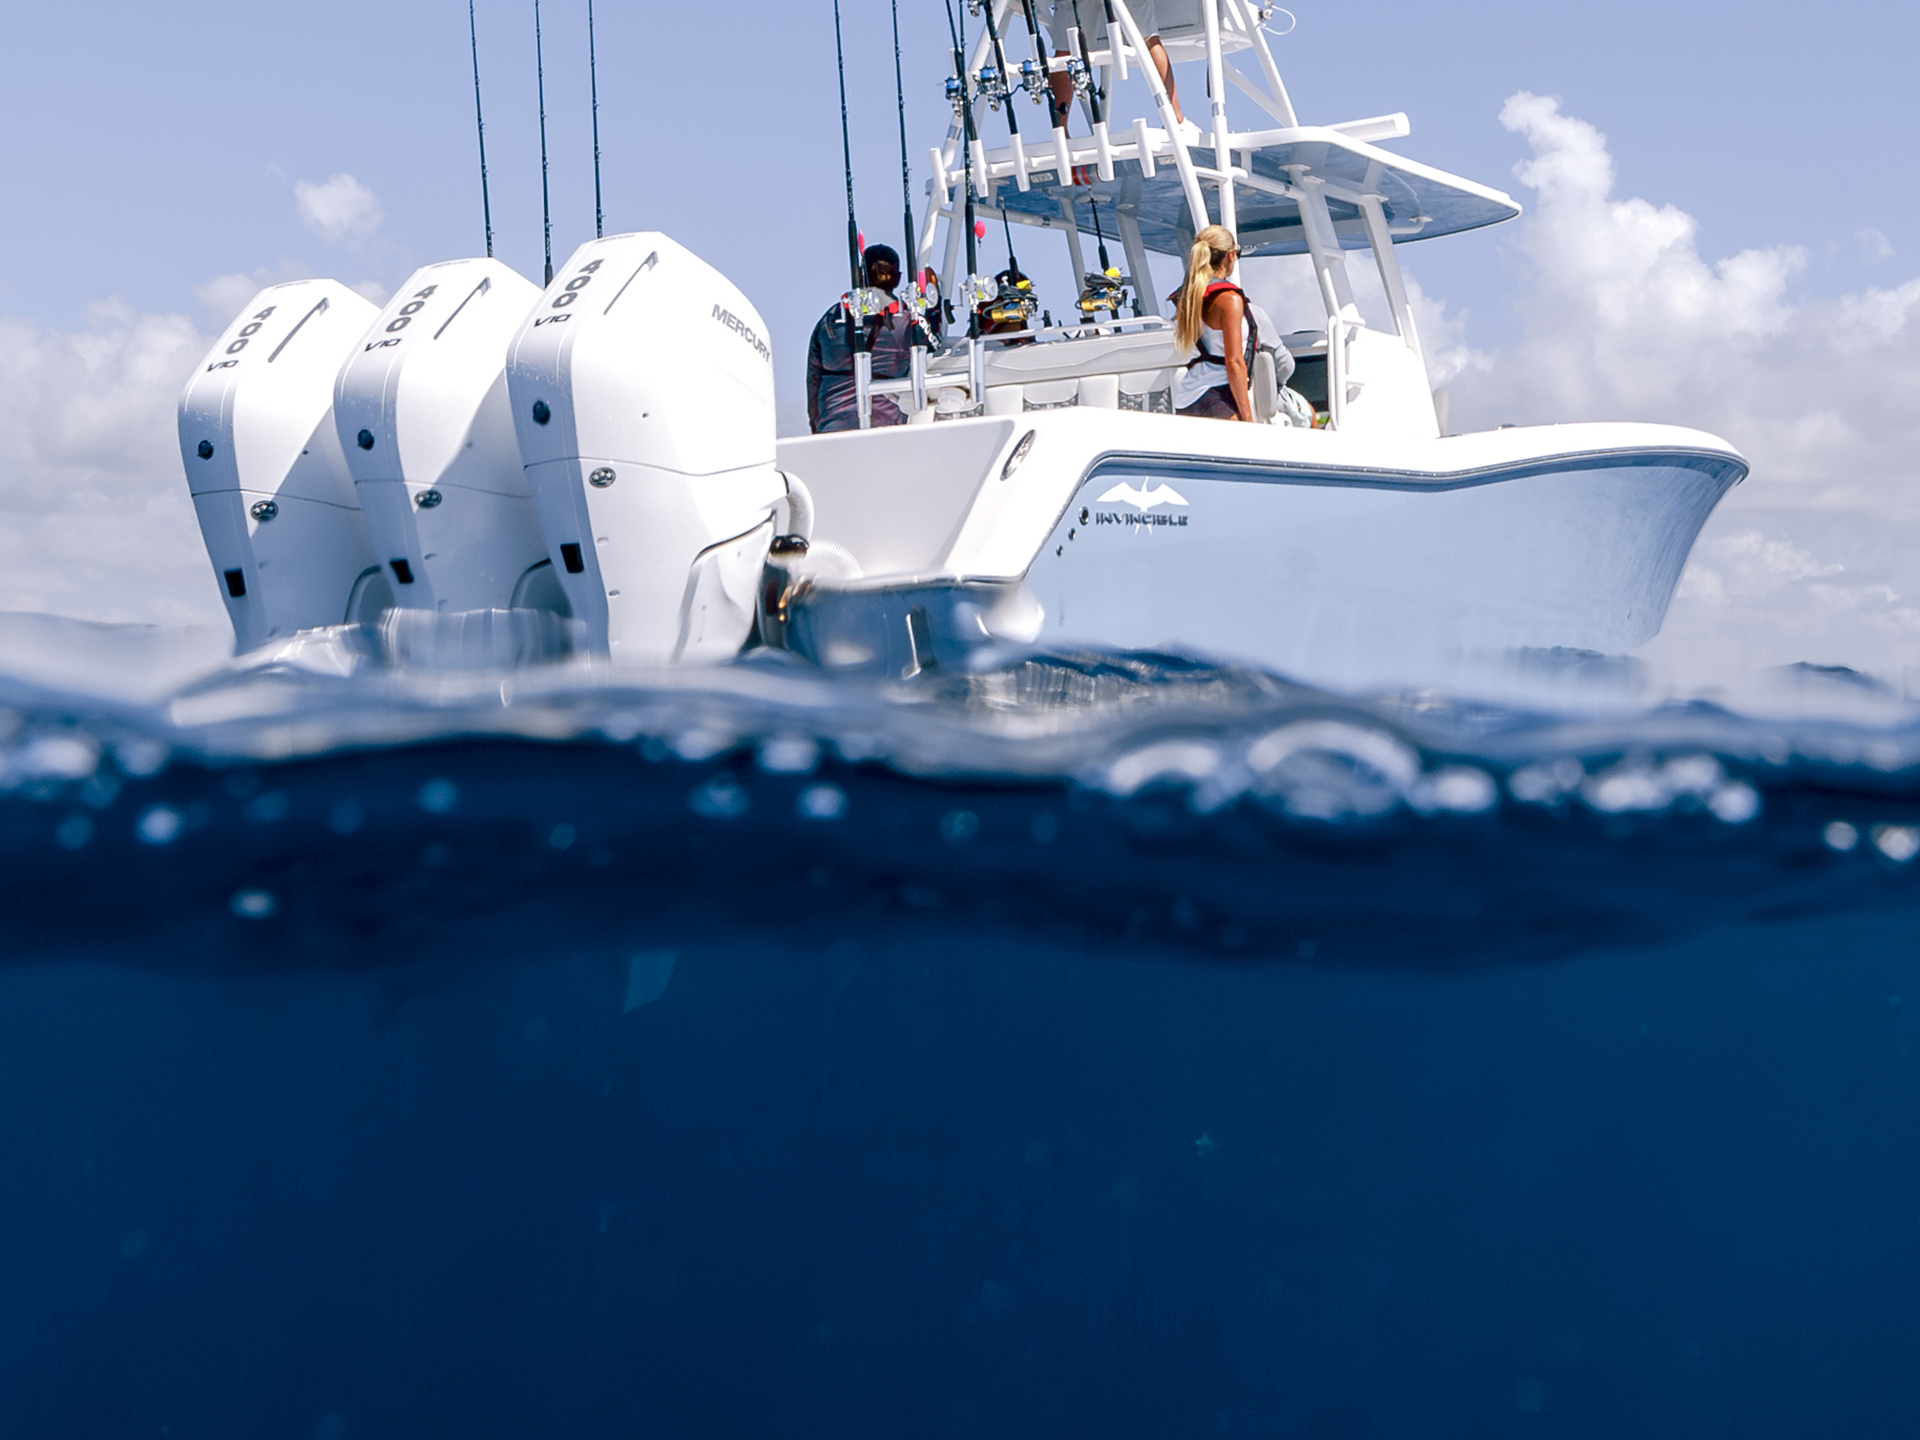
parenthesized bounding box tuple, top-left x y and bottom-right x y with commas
(505, 233, 785, 663)
(178, 280, 387, 651)
(334, 259, 562, 615)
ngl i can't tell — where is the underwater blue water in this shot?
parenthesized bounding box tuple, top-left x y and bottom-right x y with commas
(3, 645, 1919, 1437)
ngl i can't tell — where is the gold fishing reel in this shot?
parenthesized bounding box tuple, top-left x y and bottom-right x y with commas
(1077, 266, 1128, 318)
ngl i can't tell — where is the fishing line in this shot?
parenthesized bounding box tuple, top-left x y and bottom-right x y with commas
(467, 0, 494, 257)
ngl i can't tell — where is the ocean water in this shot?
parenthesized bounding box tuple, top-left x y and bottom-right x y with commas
(4, 632, 1920, 1437)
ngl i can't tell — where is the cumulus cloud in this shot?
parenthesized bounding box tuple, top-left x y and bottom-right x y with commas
(1434, 93, 1920, 687)
(0, 303, 227, 626)
(294, 173, 383, 245)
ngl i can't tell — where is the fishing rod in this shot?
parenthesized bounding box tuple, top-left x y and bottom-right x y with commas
(468, 0, 494, 257)
(890, 0, 913, 267)
(589, 0, 603, 238)
(890, 0, 930, 413)
(1019, 0, 1076, 198)
(978, 0, 1028, 190)
(1068, 0, 1104, 132)
(1018, 0, 1062, 129)
(536, 0, 553, 284)
(944, 0, 986, 406)
(831, 0, 873, 428)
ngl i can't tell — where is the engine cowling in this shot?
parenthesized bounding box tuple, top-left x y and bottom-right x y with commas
(505, 232, 784, 663)
(334, 259, 561, 615)
(178, 280, 386, 651)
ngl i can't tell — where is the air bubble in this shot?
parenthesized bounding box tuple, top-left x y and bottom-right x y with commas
(689, 775, 749, 819)
(796, 784, 847, 820)
(1872, 824, 1920, 863)
(230, 888, 277, 920)
(416, 778, 459, 814)
(136, 805, 183, 845)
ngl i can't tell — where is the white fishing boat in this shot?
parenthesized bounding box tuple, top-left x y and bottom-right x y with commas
(174, 0, 1743, 689)
(765, 0, 1745, 686)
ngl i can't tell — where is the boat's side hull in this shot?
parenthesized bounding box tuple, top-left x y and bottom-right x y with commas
(773, 416, 1745, 685)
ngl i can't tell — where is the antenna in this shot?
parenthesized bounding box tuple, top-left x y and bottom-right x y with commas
(891, 0, 913, 266)
(588, 0, 603, 238)
(468, 0, 494, 257)
(536, 0, 553, 285)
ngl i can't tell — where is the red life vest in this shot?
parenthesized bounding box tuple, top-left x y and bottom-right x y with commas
(1187, 280, 1259, 369)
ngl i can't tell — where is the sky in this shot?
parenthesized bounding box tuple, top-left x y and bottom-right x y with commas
(3, 0, 1919, 694)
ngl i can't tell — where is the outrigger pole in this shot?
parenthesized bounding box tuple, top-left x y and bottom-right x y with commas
(588, 0, 603, 238)
(467, 0, 494, 257)
(535, 0, 553, 284)
(830, 0, 873, 429)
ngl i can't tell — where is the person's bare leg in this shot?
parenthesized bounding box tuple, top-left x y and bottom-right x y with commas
(1147, 35, 1182, 123)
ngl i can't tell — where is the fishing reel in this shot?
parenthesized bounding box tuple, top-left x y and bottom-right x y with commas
(1019, 58, 1049, 104)
(975, 63, 1011, 110)
(1077, 266, 1128, 320)
(960, 272, 1000, 312)
(841, 286, 895, 323)
(1063, 54, 1091, 101)
(979, 274, 1040, 331)
(903, 271, 942, 341)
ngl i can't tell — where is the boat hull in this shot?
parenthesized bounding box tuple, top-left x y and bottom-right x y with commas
(772, 414, 1745, 687)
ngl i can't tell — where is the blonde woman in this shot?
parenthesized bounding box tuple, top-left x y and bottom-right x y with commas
(1172, 225, 1255, 421)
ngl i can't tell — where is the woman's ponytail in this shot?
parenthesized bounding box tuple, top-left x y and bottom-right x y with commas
(1174, 224, 1238, 352)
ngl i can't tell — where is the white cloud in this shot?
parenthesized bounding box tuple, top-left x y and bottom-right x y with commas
(294, 173, 383, 245)
(193, 262, 314, 328)
(0, 302, 227, 627)
(1435, 93, 1920, 686)
(1859, 227, 1894, 264)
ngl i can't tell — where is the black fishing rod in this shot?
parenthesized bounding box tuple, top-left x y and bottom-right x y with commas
(980, 0, 1019, 144)
(943, 0, 980, 310)
(1068, 0, 1105, 130)
(468, 0, 494, 257)
(1019, 0, 1066, 132)
(890, 0, 914, 267)
(536, 0, 553, 284)
(1089, 192, 1111, 272)
(830, 0, 872, 426)
(945, 0, 985, 404)
(589, 0, 603, 238)
(831, 0, 864, 297)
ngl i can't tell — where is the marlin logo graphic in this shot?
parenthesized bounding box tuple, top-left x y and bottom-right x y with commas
(1097, 481, 1190, 511)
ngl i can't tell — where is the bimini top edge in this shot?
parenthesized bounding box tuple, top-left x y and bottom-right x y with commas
(980, 122, 1522, 260)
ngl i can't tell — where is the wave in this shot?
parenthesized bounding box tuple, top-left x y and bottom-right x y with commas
(2, 616, 1918, 975)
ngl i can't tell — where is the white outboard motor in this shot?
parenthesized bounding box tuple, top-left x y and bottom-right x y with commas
(505, 232, 785, 663)
(334, 259, 562, 614)
(178, 280, 386, 651)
